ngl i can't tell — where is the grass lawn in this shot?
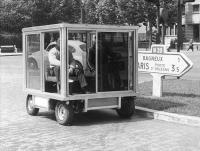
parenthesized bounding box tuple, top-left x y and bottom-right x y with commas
(135, 79, 200, 117)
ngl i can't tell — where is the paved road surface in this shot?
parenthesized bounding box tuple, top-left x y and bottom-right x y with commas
(1, 55, 200, 151)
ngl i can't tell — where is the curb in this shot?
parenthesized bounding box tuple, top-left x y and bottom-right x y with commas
(0, 53, 22, 56)
(136, 106, 200, 127)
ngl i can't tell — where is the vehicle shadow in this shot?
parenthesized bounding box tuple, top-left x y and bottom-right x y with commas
(38, 111, 56, 121)
(73, 110, 150, 126)
(34, 94, 187, 126)
(37, 109, 151, 126)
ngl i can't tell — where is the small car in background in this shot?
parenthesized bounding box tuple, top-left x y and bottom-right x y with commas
(27, 40, 86, 70)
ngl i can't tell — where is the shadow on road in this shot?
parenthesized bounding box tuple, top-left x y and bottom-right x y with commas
(37, 109, 151, 126)
(73, 110, 150, 126)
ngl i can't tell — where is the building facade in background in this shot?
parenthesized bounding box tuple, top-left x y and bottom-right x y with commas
(164, 0, 200, 50)
(182, 0, 200, 42)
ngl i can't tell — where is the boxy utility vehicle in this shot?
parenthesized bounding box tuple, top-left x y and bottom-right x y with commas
(23, 23, 138, 125)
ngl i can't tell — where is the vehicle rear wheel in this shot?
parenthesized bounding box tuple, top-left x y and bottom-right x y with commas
(55, 101, 74, 126)
(26, 95, 39, 115)
(116, 97, 135, 118)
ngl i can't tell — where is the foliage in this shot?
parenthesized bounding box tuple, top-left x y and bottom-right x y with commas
(83, 0, 157, 26)
(163, 0, 177, 26)
(96, 0, 123, 24)
(84, 0, 98, 24)
(0, 0, 178, 33)
(0, 0, 82, 32)
(0, 0, 30, 33)
(147, 0, 177, 26)
(119, 0, 147, 25)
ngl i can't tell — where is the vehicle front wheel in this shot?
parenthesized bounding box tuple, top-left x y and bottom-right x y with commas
(27, 58, 38, 69)
(26, 95, 39, 116)
(55, 101, 74, 126)
(116, 97, 135, 118)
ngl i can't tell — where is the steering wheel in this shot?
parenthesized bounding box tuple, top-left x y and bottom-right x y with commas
(70, 60, 84, 76)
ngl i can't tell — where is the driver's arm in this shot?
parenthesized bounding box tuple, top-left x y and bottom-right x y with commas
(48, 47, 61, 67)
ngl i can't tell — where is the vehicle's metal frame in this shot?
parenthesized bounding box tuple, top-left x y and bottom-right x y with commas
(23, 23, 139, 112)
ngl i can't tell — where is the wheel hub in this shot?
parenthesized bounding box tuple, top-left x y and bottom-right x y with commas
(28, 98, 34, 111)
(58, 105, 66, 121)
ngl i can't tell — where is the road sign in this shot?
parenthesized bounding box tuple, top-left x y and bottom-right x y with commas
(138, 44, 193, 97)
(151, 44, 166, 53)
(138, 52, 193, 77)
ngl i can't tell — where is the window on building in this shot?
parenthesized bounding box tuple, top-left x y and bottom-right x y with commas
(182, 25, 186, 42)
(193, 24, 199, 42)
(193, 5, 199, 13)
(182, 5, 185, 15)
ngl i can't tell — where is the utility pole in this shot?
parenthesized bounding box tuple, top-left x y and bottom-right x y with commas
(177, 0, 182, 52)
(156, 2, 160, 44)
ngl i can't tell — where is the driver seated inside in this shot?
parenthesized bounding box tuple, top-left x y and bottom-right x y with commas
(48, 37, 88, 94)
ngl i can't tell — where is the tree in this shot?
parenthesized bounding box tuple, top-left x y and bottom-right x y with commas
(144, 0, 177, 26)
(0, 0, 31, 33)
(0, 0, 84, 32)
(119, 0, 147, 25)
(83, 0, 98, 24)
(84, 0, 153, 25)
(96, 0, 124, 24)
(0, 0, 178, 33)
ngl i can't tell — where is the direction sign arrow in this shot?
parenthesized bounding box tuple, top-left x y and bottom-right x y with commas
(138, 52, 193, 77)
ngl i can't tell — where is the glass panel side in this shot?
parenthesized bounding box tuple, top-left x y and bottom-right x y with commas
(98, 32, 129, 92)
(68, 30, 96, 94)
(43, 32, 61, 93)
(130, 31, 135, 91)
(26, 34, 41, 90)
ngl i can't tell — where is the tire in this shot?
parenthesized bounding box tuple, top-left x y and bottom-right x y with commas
(28, 58, 38, 69)
(116, 97, 135, 118)
(55, 101, 74, 126)
(26, 95, 39, 116)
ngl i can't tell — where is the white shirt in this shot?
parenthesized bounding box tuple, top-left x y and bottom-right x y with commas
(48, 47, 61, 67)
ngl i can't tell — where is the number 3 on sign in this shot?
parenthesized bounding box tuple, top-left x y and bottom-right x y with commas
(171, 64, 179, 73)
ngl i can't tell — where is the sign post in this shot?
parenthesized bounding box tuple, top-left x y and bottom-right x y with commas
(138, 44, 193, 97)
(151, 73, 164, 97)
